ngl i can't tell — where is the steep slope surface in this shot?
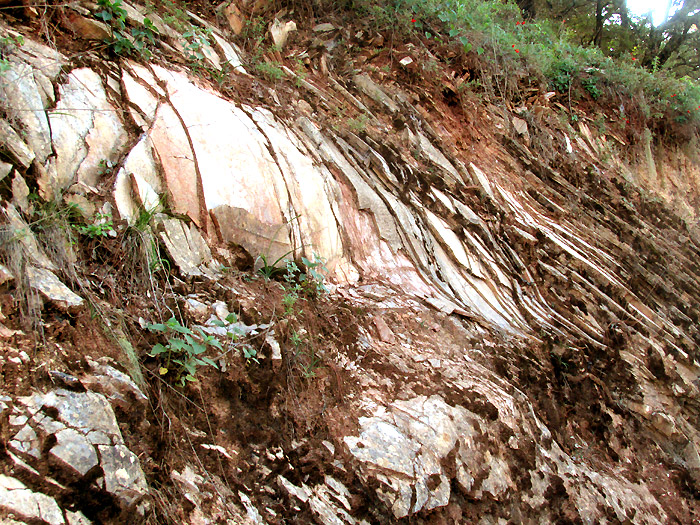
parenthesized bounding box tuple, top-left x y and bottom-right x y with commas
(0, 1, 699, 523)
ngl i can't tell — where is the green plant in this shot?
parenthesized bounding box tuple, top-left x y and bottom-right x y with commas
(182, 26, 212, 65)
(97, 159, 114, 177)
(160, 0, 189, 31)
(241, 16, 267, 46)
(290, 329, 321, 378)
(282, 290, 298, 316)
(255, 60, 285, 82)
(290, 329, 303, 347)
(131, 18, 158, 58)
(74, 212, 115, 238)
(293, 56, 308, 84)
(132, 201, 161, 232)
(582, 75, 600, 100)
(242, 345, 259, 364)
(548, 59, 577, 93)
(301, 254, 329, 295)
(120, 201, 169, 287)
(0, 33, 23, 73)
(211, 312, 245, 351)
(280, 253, 329, 297)
(96, 0, 157, 58)
(257, 250, 294, 280)
(146, 317, 221, 386)
(96, 0, 127, 28)
(241, 16, 286, 83)
(347, 114, 369, 133)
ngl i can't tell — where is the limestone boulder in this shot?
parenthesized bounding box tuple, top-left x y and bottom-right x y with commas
(26, 266, 83, 312)
(7, 389, 150, 514)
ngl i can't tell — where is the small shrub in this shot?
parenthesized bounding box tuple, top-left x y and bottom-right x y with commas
(146, 317, 221, 386)
(548, 59, 577, 93)
(182, 26, 212, 64)
(289, 329, 320, 378)
(74, 212, 115, 238)
(283, 254, 328, 297)
(282, 290, 297, 316)
(211, 313, 254, 364)
(255, 60, 285, 82)
(582, 76, 600, 100)
(96, 0, 157, 58)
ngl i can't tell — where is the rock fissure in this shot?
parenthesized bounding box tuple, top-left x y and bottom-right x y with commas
(238, 104, 306, 257)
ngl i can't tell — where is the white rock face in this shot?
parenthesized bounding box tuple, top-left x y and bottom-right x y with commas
(0, 28, 539, 333)
(114, 135, 162, 224)
(121, 64, 347, 270)
(2, 12, 700, 525)
(157, 217, 219, 277)
(344, 393, 666, 522)
(48, 68, 127, 192)
(0, 35, 62, 166)
(0, 119, 35, 168)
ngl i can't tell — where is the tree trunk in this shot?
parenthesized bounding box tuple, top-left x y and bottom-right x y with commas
(516, 0, 536, 19)
(593, 0, 604, 48)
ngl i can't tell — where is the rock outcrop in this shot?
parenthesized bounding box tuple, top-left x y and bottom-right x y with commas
(1, 363, 149, 523)
(0, 1, 699, 523)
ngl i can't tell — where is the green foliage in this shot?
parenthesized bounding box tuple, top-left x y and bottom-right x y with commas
(240, 16, 286, 83)
(210, 312, 252, 363)
(254, 60, 285, 82)
(182, 26, 212, 65)
(265, 254, 329, 320)
(74, 212, 115, 239)
(131, 202, 161, 233)
(257, 250, 293, 280)
(284, 254, 329, 297)
(241, 16, 267, 45)
(0, 33, 23, 73)
(289, 329, 320, 378)
(582, 75, 600, 100)
(96, 159, 114, 177)
(347, 114, 369, 133)
(131, 18, 158, 58)
(302, 254, 329, 294)
(96, 0, 157, 58)
(282, 289, 297, 316)
(96, 0, 127, 27)
(146, 317, 221, 386)
(548, 58, 577, 93)
(159, 0, 189, 32)
(242, 345, 259, 363)
(344, 0, 700, 137)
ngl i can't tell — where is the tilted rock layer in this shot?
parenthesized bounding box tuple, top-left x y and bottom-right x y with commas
(0, 2, 700, 523)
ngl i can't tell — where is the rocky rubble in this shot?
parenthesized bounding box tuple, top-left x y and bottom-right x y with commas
(0, 1, 699, 523)
(0, 362, 149, 523)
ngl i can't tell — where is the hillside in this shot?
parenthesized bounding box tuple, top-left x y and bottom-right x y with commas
(1, 0, 700, 523)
